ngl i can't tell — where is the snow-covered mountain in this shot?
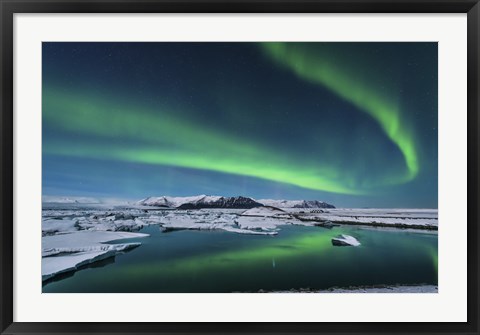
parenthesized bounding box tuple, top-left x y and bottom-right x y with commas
(137, 195, 263, 209)
(42, 196, 101, 204)
(178, 196, 264, 209)
(138, 195, 334, 209)
(257, 199, 335, 209)
(138, 195, 214, 208)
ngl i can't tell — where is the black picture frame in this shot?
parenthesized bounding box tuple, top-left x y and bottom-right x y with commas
(1, 1, 479, 334)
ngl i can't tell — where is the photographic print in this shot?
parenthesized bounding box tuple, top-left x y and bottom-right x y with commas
(41, 42, 438, 293)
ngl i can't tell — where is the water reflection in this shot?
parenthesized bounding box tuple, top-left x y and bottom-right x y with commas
(43, 225, 437, 293)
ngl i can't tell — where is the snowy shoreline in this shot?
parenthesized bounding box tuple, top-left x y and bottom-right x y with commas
(253, 284, 438, 294)
(291, 208, 438, 230)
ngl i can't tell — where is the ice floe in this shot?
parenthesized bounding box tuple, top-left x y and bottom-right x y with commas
(331, 234, 361, 246)
(42, 231, 148, 281)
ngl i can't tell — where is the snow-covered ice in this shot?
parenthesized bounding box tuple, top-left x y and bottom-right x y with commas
(42, 231, 148, 281)
(241, 206, 290, 218)
(293, 208, 438, 229)
(331, 234, 361, 246)
(221, 226, 278, 235)
(42, 218, 79, 235)
(43, 230, 148, 249)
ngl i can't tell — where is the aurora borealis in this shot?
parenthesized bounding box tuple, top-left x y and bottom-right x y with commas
(42, 42, 438, 207)
(261, 43, 419, 184)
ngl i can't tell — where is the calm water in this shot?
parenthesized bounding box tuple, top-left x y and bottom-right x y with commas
(43, 225, 438, 293)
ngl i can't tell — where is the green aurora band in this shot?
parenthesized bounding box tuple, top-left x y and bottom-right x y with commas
(43, 88, 360, 194)
(261, 43, 420, 183)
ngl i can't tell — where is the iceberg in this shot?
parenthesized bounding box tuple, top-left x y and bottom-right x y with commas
(331, 234, 361, 247)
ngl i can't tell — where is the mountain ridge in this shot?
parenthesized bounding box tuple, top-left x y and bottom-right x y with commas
(138, 195, 335, 209)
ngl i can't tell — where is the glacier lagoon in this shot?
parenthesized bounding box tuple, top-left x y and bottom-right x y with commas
(42, 224, 437, 293)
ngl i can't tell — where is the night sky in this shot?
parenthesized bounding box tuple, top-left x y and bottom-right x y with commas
(42, 42, 438, 208)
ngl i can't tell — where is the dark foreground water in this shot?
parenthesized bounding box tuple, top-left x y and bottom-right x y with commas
(43, 225, 438, 293)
